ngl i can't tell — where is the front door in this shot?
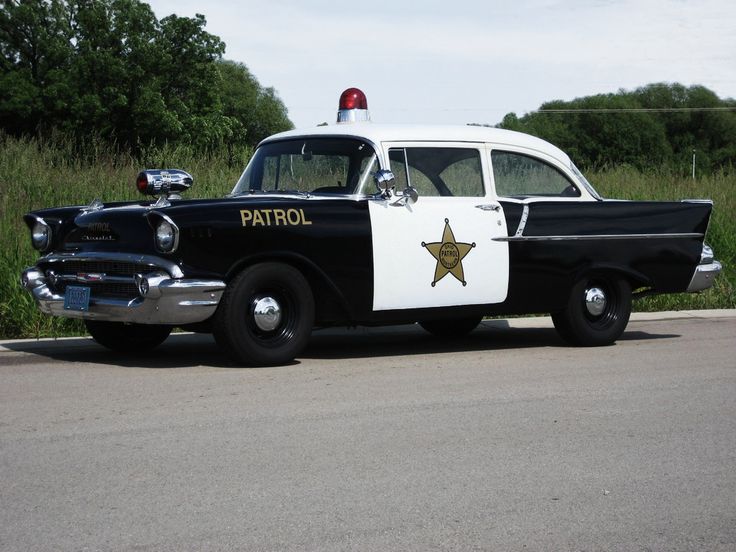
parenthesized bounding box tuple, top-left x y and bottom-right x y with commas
(369, 144, 509, 311)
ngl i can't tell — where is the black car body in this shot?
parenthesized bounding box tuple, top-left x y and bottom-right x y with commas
(21, 91, 722, 365)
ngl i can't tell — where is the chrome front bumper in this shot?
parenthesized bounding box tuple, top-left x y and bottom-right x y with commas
(686, 244, 722, 293)
(21, 265, 225, 325)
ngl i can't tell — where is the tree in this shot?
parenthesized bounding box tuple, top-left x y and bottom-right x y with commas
(0, 0, 292, 151)
(217, 60, 292, 147)
(498, 83, 736, 173)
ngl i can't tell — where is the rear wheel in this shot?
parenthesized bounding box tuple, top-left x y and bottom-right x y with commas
(419, 316, 482, 338)
(552, 274, 631, 346)
(213, 263, 314, 366)
(85, 320, 171, 352)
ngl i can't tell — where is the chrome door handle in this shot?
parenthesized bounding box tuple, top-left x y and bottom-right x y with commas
(475, 203, 501, 212)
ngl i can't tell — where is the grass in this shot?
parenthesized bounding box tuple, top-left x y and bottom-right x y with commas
(0, 135, 733, 339)
(0, 134, 247, 339)
(591, 165, 735, 312)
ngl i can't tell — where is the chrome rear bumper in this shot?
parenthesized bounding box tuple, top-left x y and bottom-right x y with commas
(686, 244, 722, 293)
(686, 261, 722, 293)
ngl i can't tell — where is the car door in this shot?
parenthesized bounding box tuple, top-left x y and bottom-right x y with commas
(369, 143, 509, 311)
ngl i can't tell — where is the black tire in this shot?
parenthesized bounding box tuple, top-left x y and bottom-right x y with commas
(552, 273, 632, 346)
(213, 263, 314, 366)
(84, 320, 171, 352)
(419, 316, 482, 338)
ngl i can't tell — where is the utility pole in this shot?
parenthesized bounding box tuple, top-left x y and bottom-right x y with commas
(692, 149, 696, 180)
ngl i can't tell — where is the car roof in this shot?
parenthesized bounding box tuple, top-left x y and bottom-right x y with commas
(261, 123, 572, 166)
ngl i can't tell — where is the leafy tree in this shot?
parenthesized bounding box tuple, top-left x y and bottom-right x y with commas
(217, 60, 292, 147)
(498, 83, 736, 173)
(0, 0, 292, 151)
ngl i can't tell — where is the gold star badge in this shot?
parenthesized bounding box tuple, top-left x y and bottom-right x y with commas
(422, 218, 476, 287)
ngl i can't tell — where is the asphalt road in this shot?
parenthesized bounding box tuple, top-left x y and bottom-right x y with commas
(1, 312, 735, 552)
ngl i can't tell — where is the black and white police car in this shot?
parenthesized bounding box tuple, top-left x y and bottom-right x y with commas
(22, 88, 722, 365)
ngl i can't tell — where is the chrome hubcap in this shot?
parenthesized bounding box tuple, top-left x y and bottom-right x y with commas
(253, 297, 282, 331)
(585, 287, 607, 316)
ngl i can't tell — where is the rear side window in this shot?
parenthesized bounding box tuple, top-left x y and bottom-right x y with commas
(491, 151, 579, 198)
(388, 147, 484, 197)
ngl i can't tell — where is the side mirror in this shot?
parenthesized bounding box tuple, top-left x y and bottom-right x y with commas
(374, 169, 395, 197)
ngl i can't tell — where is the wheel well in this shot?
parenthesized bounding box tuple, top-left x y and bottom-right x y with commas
(225, 255, 351, 324)
(575, 264, 650, 291)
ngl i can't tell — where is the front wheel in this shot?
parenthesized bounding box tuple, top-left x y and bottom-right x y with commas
(213, 263, 314, 366)
(552, 274, 631, 346)
(85, 320, 171, 352)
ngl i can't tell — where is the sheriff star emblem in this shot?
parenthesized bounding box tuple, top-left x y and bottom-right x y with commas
(422, 218, 476, 287)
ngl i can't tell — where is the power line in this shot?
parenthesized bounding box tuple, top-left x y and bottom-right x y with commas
(534, 107, 736, 113)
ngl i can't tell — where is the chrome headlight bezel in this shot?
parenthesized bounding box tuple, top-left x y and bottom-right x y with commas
(31, 219, 52, 251)
(154, 217, 179, 253)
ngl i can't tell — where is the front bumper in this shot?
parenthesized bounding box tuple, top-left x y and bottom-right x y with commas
(21, 258, 225, 325)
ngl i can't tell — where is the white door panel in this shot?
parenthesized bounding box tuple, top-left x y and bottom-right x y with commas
(370, 197, 509, 311)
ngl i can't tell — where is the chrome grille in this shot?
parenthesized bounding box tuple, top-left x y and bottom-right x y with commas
(45, 260, 153, 276)
(41, 259, 158, 301)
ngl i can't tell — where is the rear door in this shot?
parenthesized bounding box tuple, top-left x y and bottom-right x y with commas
(369, 143, 509, 311)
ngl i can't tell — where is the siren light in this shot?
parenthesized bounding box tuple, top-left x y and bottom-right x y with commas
(337, 88, 370, 123)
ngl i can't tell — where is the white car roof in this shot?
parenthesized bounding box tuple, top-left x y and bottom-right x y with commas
(261, 123, 572, 166)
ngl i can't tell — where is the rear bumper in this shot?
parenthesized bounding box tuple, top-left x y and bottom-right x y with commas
(686, 260, 722, 293)
(21, 266, 225, 325)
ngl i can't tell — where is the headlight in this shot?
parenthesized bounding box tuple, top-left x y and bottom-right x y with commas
(154, 219, 179, 252)
(31, 220, 51, 251)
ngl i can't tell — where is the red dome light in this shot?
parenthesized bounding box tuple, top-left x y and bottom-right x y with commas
(339, 88, 368, 110)
(337, 87, 370, 123)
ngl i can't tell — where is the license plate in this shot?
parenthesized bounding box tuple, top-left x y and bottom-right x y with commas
(64, 285, 91, 311)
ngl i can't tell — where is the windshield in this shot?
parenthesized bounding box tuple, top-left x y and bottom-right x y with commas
(232, 138, 378, 196)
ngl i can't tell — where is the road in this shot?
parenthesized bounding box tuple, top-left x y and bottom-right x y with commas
(1, 312, 735, 551)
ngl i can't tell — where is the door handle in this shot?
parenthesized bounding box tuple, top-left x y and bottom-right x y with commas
(475, 203, 501, 212)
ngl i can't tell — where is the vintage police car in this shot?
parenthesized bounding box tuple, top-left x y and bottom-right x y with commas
(21, 89, 722, 365)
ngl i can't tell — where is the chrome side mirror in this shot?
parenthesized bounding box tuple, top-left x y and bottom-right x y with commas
(374, 169, 395, 198)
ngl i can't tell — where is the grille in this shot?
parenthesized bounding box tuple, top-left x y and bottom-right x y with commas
(45, 260, 153, 276)
(41, 259, 159, 301)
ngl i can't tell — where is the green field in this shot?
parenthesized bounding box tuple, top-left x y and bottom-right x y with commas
(1, 135, 733, 339)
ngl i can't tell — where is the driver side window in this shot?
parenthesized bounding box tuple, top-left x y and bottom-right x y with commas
(388, 147, 484, 197)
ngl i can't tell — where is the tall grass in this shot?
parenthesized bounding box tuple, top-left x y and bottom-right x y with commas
(591, 165, 735, 311)
(0, 133, 248, 339)
(0, 135, 733, 339)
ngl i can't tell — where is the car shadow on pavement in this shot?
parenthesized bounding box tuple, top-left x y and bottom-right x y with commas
(302, 323, 681, 360)
(3, 322, 681, 368)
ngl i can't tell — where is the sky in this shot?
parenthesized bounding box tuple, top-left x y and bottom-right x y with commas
(145, 0, 736, 130)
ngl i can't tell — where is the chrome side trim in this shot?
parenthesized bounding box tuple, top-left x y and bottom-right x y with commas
(515, 205, 529, 237)
(494, 232, 704, 242)
(681, 199, 713, 205)
(36, 252, 184, 278)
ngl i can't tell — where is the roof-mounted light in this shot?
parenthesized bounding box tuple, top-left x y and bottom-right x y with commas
(337, 87, 370, 124)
